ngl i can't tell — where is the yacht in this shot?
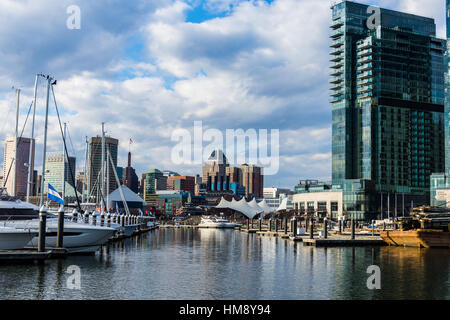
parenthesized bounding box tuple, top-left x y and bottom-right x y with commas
(4, 218, 116, 254)
(198, 216, 237, 229)
(0, 227, 38, 250)
(0, 188, 39, 220)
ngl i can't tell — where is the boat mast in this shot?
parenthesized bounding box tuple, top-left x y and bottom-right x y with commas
(39, 76, 52, 208)
(106, 147, 110, 212)
(12, 88, 20, 197)
(82, 136, 88, 204)
(61, 122, 66, 206)
(101, 122, 105, 214)
(26, 75, 39, 202)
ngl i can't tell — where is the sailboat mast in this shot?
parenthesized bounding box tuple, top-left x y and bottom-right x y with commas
(39, 76, 52, 207)
(106, 149, 110, 211)
(26, 75, 39, 202)
(12, 88, 20, 197)
(82, 136, 88, 204)
(61, 122, 66, 206)
(101, 122, 105, 213)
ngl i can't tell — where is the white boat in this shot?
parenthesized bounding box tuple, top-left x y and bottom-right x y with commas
(198, 216, 237, 229)
(0, 227, 38, 250)
(0, 188, 39, 220)
(4, 218, 115, 254)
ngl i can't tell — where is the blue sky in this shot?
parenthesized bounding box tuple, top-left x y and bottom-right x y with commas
(0, 0, 446, 190)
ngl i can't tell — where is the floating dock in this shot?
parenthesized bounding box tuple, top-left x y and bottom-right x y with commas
(0, 248, 68, 261)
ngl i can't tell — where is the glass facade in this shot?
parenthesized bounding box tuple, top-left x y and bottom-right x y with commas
(331, 1, 446, 218)
(430, 0, 450, 206)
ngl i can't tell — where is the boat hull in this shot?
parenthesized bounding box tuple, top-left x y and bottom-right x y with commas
(0, 230, 38, 250)
(380, 230, 450, 248)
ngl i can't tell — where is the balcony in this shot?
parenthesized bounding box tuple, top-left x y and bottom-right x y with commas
(357, 56, 372, 65)
(330, 70, 343, 77)
(330, 84, 343, 91)
(330, 30, 344, 39)
(330, 90, 344, 97)
(330, 77, 343, 84)
(330, 20, 344, 29)
(357, 71, 373, 80)
(330, 41, 344, 48)
(330, 49, 343, 56)
(330, 63, 343, 69)
(330, 56, 343, 63)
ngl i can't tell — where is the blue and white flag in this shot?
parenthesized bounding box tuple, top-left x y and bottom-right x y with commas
(138, 208, 144, 217)
(48, 184, 65, 206)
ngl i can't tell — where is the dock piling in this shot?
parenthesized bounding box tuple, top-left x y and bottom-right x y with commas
(38, 206, 47, 252)
(56, 206, 64, 248)
(351, 218, 355, 240)
(292, 217, 297, 237)
(309, 219, 314, 239)
(324, 217, 328, 239)
(84, 211, 89, 224)
(72, 209, 78, 222)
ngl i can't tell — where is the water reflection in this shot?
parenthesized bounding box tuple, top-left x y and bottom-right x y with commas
(0, 228, 448, 300)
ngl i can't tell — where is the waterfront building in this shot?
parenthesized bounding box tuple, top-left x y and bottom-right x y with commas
(143, 169, 167, 201)
(430, 0, 450, 207)
(146, 190, 189, 216)
(263, 187, 293, 211)
(88, 136, 119, 199)
(329, 1, 446, 219)
(167, 176, 195, 194)
(44, 152, 76, 195)
(2, 137, 34, 197)
(238, 164, 264, 198)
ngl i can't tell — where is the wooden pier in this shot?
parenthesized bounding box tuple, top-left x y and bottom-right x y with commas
(302, 235, 385, 247)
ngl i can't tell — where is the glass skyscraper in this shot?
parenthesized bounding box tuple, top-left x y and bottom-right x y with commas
(330, 1, 446, 219)
(430, 0, 450, 206)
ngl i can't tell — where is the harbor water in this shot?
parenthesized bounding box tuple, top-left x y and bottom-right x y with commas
(0, 228, 449, 300)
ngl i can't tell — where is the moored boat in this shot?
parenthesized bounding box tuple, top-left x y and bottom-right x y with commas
(380, 206, 450, 248)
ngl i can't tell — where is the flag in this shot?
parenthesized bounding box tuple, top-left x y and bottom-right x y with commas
(115, 202, 120, 214)
(139, 209, 144, 217)
(48, 184, 65, 206)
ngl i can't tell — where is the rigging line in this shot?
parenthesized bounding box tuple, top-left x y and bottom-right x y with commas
(65, 124, 76, 158)
(51, 85, 82, 212)
(2, 100, 34, 188)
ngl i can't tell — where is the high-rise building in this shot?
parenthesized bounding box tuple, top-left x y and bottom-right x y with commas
(167, 176, 195, 194)
(143, 169, 167, 201)
(2, 137, 34, 197)
(430, 0, 450, 206)
(44, 153, 76, 195)
(330, 1, 445, 218)
(238, 164, 264, 198)
(202, 149, 229, 191)
(88, 136, 119, 199)
(124, 152, 139, 193)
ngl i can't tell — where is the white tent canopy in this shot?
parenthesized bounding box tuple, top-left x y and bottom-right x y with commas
(276, 197, 288, 212)
(214, 197, 273, 219)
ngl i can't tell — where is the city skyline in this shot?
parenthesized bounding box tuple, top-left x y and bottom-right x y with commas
(0, 0, 447, 190)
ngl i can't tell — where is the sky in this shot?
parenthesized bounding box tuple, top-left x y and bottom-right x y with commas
(0, 0, 447, 190)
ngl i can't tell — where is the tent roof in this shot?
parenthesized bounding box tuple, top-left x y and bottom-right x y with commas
(277, 197, 288, 211)
(214, 197, 262, 219)
(108, 186, 146, 204)
(257, 199, 273, 215)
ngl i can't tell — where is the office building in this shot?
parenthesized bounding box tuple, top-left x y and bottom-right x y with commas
(44, 153, 76, 195)
(88, 136, 119, 199)
(2, 137, 34, 197)
(167, 176, 195, 194)
(143, 169, 167, 201)
(329, 1, 445, 219)
(431, 0, 450, 206)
